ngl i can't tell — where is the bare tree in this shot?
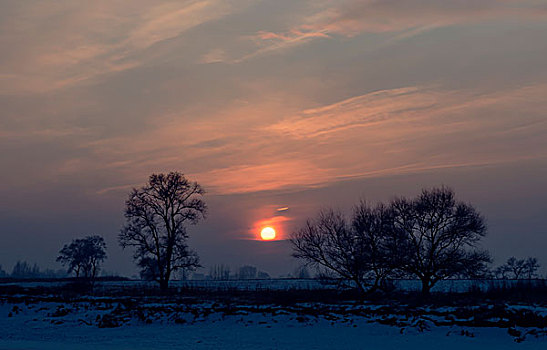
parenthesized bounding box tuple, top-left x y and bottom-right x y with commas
(494, 264, 510, 279)
(209, 264, 231, 280)
(257, 271, 270, 279)
(291, 204, 398, 295)
(291, 210, 360, 292)
(351, 201, 408, 291)
(524, 257, 540, 279)
(119, 172, 206, 291)
(57, 235, 107, 282)
(294, 265, 311, 279)
(391, 187, 490, 296)
(238, 265, 257, 279)
(11, 261, 38, 278)
(496, 257, 540, 279)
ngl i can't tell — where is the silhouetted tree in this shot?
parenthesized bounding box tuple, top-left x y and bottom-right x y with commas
(57, 235, 107, 281)
(495, 257, 521, 279)
(238, 265, 257, 279)
(391, 187, 490, 296)
(209, 264, 231, 280)
(294, 265, 311, 279)
(291, 203, 399, 295)
(524, 257, 540, 279)
(11, 261, 34, 278)
(119, 172, 206, 291)
(351, 201, 408, 290)
(7, 261, 66, 279)
(495, 257, 540, 279)
(257, 271, 270, 279)
(137, 256, 161, 281)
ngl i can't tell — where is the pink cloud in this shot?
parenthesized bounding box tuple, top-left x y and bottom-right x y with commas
(86, 84, 547, 196)
(256, 29, 330, 41)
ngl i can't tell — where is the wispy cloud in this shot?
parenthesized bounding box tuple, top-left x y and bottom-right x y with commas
(266, 86, 439, 138)
(199, 48, 228, 64)
(0, 0, 240, 94)
(195, 161, 334, 194)
(233, 29, 330, 62)
(2, 0, 546, 199)
(260, 84, 547, 188)
(82, 83, 547, 196)
(241, 0, 547, 59)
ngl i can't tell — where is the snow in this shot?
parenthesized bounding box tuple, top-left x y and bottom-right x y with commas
(1, 300, 545, 349)
(1, 279, 546, 348)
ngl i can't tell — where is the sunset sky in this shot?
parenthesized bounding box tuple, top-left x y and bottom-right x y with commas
(1, 0, 546, 277)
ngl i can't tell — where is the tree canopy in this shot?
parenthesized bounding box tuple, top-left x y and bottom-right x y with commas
(119, 172, 206, 290)
(392, 187, 490, 295)
(291, 187, 491, 296)
(57, 235, 107, 281)
(291, 202, 400, 294)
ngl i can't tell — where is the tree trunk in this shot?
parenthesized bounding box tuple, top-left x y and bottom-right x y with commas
(369, 276, 381, 294)
(420, 277, 432, 297)
(352, 277, 366, 296)
(159, 278, 169, 292)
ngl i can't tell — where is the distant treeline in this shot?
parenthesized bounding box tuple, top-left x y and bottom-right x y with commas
(0, 261, 66, 279)
(193, 264, 271, 281)
(0, 260, 120, 280)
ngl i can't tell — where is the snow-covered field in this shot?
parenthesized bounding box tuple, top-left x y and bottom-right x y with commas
(1, 298, 546, 349)
(1, 279, 546, 349)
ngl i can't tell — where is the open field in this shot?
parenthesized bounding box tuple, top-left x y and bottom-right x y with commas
(1, 279, 546, 349)
(2, 278, 545, 293)
(1, 300, 546, 350)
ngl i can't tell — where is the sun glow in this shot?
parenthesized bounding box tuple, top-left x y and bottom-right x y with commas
(260, 226, 276, 240)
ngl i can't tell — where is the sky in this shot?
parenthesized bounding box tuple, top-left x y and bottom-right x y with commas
(1, 0, 546, 277)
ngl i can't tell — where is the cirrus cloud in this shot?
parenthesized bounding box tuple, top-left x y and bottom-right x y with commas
(239, 0, 547, 60)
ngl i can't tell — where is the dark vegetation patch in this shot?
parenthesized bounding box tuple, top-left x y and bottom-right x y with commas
(1, 279, 546, 306)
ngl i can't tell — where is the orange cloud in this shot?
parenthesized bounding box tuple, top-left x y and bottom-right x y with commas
(84, 83, 547, 197)
(195, 161, 334, 194)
